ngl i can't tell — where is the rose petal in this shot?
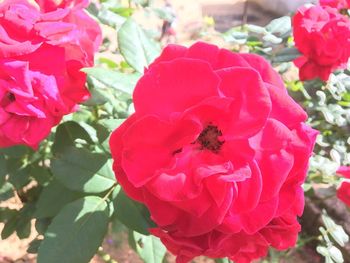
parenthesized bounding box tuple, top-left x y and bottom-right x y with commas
(216, 67, 271, 138)
(134, 58, 220, 119)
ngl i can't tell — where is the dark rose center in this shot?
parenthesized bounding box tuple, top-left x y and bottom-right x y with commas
(0, 92, 15, 107)
(197, 124, 225, 153)
(171, 124, 225, 156)
(340, 9, 348, 15)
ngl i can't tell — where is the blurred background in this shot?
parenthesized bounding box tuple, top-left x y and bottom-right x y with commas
(128, 0, 316, 42)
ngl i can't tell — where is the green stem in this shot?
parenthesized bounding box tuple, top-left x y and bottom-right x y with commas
(102, 183, 118, 202)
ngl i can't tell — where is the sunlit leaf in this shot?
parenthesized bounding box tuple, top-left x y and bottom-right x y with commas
(113, 189, 155, 235)
(83, 67, 140, 94)
(51, 147, 115, 194)
(133, 232, 166, 263)
(118, 19, 160, 73)
(37, 196, 109, 263)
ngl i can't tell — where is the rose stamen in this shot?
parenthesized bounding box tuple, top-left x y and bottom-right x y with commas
(197, 124, 225, 153)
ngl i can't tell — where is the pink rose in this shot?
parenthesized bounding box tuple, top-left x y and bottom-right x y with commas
(337, 182, 350, 207)
(0, 0, 101, 148)
(293, 5, 350, 81)
(319, 0, 350, 10)
(110, 42, 318, 263)
(34, 0, 89, 12)
(337, 166, 350, 207)
(337, 166, 350, 178)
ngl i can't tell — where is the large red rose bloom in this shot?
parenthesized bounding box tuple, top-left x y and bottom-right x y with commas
(293, 5, 350, 81)
(109, 42, 318, 263)
(0, 0, 101, 148)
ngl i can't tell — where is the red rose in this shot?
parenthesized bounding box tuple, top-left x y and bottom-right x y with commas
(320, 0, 350, 10)
(34, 0, 89, 12)
(337, 166, 350, 178)
(337, 182, 350, 207)
(337, 166, 350, 207)
(293, 5, 350, 81)
(110, 42, 318, 263)
(0, 0, 101, 148)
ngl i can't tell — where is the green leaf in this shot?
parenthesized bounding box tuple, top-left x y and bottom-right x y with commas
(0, 207, 17, 223)
(342, 92, 350, 102)
(30, 166, 51, 186)
(86, 1, 99, 16)
(0, 182, 14, 201)
(83, 67, 140, 94)
(118, 19, 160, 73)
(28, 238, 43, 254)
(317, 245, 330, 257)
(0, 145, 32, 158)
(99, 119, 126, 132)
(108, 185, 121, 217)
(222, 29, 248, 45)
(338, 101, 350, 107)
(51, 147, 116, 194)
(7, 159, 30, 189)
(265, 16, 291, 37)
(246, 24, 267, 34)
(1, 203, 35, 239)
(84, 87, 109, 106)
(152, 7, 176, 21)
(98, 57, 118, 68)
(23, 185, 42, 203)
(272, 47, 300, 63)
(322, 213, 349, 247)
(98, 9, 126, 27)
(92, 124, 112, 153)
(113, 189, 155, 235)
(215, 259, 232, 263)
(35, 180, 83, 219)
(132, 0, 150, 7)
(16, 203, 35, 239)
(263, 33, 282, 44)
(133, 232, 166, 263)
(1, 210, 19, 239)
(37, 196, 109, 263)
(109, 7, 134, 17)
(0, 155, 7, 185)
(35, 218, 51, 235)
(328, 245, 344, 263)
(52, 121, 93, 155)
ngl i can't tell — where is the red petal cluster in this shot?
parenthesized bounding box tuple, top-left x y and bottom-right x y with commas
(0, 0, 101, 148)
(293, 5, 350, 81)
(337, 166, 350, 207)
(319, 0, 350, 10)
(110, 42, 318, 263)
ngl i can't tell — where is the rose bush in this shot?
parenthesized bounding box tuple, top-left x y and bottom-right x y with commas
(110, 42, 318, 262)
(0, 0, 349, 262)
(293, 5, 350, 81)
(337, 166, 350, 207)
(0, 0, 101, 148)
